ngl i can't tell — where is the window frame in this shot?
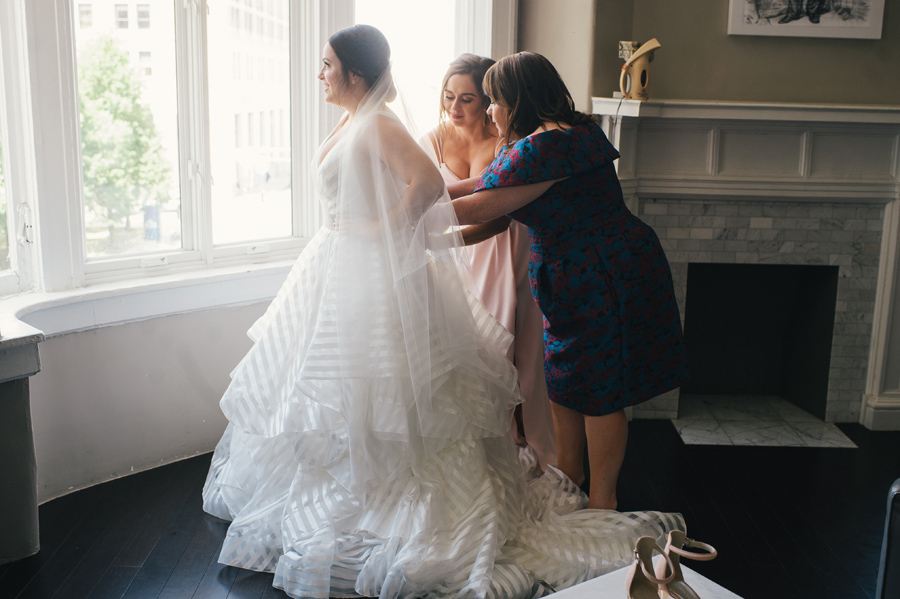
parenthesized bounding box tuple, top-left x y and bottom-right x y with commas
(0, 0, 37, 297)
(6, 0, 515, 297)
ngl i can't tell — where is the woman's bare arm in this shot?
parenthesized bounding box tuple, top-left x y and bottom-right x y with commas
(379, 115, 446, 219)
(461, 216, 511, 246)
(446, 176, 481, 199)
(453, 179, 562, 224)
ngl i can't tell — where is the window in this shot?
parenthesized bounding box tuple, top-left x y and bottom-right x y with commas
(0, 1, 37, 296)
(79, 4, 92, 28)
(137, 4, 150, 29)
(75, 4, 179, 259)
(115, 4, 128, 28)
(3, 0, 511, 297)
(354, 0, 457, 135)
(139, 51, 151, 76)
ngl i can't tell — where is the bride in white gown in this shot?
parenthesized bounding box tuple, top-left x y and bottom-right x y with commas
(202, 24, 684, 599)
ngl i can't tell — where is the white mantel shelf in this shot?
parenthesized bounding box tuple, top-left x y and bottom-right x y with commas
(592, 97, 900, 124)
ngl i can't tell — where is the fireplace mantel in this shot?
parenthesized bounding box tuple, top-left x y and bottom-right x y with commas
(592, 98, 900, 125)
(591, 98, 900, 430)
(591, 98, 900, 207)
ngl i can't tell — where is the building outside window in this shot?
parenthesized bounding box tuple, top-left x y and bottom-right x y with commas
(79, 4, 92, 28)
(137, 4, 150, 29)
(115, 4, 128, 29)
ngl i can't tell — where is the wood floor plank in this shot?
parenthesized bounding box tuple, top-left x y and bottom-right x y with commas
(84, 566, 140, 599)
(225, 569, 272, 599)
(157, 516, 231, 599)
(0, 485, 115, 599)
(113, 457, 210, 569)
(118, 468, 210, 599)
(51, 467, 180, 599)
(192, 559, 239, 599)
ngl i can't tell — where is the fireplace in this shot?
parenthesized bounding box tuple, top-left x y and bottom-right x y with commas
(682, 263, 839, 420)
(593, 98, 900, 426)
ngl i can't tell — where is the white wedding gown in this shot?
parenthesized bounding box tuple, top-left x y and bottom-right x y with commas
(202, 77, 684, 599)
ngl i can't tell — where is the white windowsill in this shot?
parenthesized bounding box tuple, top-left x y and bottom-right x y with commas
(0, 259, 294, 349)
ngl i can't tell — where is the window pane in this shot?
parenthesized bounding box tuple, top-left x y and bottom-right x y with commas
(0, 132, 9, 272)
(74, 0, 181, 259)
(115, 4, 128, 28)
(208, 0, 291, 245)
(137, 4, 150, 29)
(79, 4, 92, 28)
(355, 0, 456, 136)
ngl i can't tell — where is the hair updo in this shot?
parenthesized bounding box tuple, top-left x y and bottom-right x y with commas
(439, 53, 495, 126)
(327, 24, 392, 90)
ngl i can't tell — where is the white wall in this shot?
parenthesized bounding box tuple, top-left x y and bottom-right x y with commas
(28, 302, 265, 503)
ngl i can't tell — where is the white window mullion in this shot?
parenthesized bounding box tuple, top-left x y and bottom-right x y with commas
(290, 0, 351, 239)
(24, 0, 85, 292)
(0, 0, 37, 295)
(455, 0, 517, 59)
(178, 0, 211, 262)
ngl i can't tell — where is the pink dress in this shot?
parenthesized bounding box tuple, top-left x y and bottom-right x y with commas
(424, 131, 557, 471)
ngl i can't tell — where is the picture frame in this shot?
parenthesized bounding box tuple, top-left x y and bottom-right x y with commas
(728, 0, 885, 39)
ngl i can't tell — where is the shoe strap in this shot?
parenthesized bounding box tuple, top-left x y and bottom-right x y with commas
(669, 538, 717, 561)
(635, 549, 676, 585)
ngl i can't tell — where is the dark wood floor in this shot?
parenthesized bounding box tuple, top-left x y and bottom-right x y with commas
(1, 420, 897, 599)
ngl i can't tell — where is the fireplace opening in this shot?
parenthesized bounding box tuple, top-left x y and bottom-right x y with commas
(681, 263, 839, 420)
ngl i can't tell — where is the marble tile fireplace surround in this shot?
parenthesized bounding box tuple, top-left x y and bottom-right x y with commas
(593, 98, 900, 428)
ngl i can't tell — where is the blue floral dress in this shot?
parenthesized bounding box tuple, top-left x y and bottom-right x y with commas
(474, 121, 689, 416)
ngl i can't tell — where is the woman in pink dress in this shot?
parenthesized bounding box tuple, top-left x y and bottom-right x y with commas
(421, 54, 557, 472)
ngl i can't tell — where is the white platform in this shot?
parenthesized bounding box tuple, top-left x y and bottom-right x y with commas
(552, 559, 743, 599)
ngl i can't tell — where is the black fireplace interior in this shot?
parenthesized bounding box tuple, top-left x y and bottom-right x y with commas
(681, 263, 839, 420)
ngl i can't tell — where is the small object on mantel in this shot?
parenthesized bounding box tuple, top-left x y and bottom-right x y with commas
(619, 38, 661, 101)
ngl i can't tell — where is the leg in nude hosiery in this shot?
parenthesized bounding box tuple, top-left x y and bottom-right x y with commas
(550, 402, 587, 487)
(584, 409, 627, 510)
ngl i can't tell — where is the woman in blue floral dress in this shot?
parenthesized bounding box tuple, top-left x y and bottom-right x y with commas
(453, 52, 689, 510)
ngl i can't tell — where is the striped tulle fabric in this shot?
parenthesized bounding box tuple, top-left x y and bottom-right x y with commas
(202, 223, 684, 599)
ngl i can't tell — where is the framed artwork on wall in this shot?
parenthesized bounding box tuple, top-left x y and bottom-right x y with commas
(728, 0, 885, 39)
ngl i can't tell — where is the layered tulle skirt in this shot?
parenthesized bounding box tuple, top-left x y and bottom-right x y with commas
(202, 226, 684, 599)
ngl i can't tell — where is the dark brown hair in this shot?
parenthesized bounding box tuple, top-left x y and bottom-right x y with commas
(327, 24, 391, 89)
(482, 52, 594, 142)
(438, 54, 495, 127)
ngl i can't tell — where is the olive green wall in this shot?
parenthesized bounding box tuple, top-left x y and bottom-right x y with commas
(518, 0, 597, 112)
(592, 0, 900, 105)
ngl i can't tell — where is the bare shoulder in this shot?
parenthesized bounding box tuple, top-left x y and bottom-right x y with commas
(374, 112, 414, 144)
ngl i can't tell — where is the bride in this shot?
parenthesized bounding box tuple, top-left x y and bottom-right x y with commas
(202, 24, 684, 599)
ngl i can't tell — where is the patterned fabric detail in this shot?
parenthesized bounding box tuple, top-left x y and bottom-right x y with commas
(475, 122, 690, 416)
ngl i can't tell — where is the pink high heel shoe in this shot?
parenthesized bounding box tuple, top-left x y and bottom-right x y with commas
(654, 530, 718, 599)
(625, 536, 675, 599)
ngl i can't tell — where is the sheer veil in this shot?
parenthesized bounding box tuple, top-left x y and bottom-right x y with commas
(294, 64, 523, 498)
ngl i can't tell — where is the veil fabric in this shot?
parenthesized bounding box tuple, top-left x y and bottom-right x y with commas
(202, 68, 685, 599)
